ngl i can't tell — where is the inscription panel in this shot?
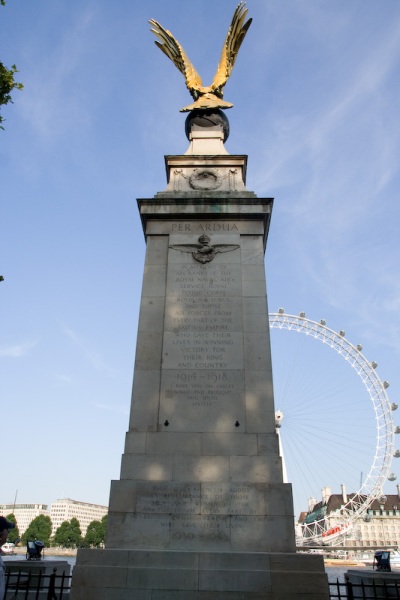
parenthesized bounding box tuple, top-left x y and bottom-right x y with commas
(166, 262, 242, 298)
(136, 482, 201, 514)
(160, 232, 245, 432)
(128, 482, 271, 520)
(170, 515, 231, 551)
(165, 295, 243, 332)
(162, 332, 244, 370)
(160, 369, 245, 432)
(145, 220, 264, 236)
(201, 483, 265, 515)
(120, 514, 285, 552)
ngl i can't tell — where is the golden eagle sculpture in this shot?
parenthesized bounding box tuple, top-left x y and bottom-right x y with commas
(149, 2, 252, 112)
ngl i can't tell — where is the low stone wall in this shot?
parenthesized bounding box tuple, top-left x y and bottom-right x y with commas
(11, 546, 77, 557)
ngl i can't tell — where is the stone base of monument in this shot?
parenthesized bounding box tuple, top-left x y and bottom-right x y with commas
(71, 549, 329, 600)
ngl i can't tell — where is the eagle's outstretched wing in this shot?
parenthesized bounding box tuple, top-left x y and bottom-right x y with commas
(211, 2, 252, 97)
(149, 19, 203, 99)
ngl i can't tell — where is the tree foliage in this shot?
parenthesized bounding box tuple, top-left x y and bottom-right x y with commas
(53, 518, 83, 548)
(84, 519, 105, 548)
(5, 513, 20, 543)
(0, 0, 23, 129)
(21, 515, 52, 547)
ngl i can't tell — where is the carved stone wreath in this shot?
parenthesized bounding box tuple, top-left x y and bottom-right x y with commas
(189, 169, 222, 191)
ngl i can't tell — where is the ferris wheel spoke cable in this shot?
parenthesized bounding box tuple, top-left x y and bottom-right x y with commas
(283, 439, 366, 489)
(274, 367, 363, 416)
(284, 443, 317, 503)
(280, 424, 364, 486)
(282, 415, 371, 449)
(283, 412, 375, 463)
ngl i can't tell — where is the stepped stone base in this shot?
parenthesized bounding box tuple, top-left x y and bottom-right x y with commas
(71, 549, 329, 600)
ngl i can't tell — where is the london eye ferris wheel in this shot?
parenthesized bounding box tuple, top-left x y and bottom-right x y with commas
(269, 310, 399, 544)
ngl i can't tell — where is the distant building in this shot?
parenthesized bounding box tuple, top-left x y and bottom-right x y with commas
(0, 498, 108, 538)
(0, 503, 50, 535)
(50, 498, 108, 536)
(299, 485, 400, 548)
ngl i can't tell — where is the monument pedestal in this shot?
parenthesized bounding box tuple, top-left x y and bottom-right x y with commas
(71, 122, 329, 599)
(72, 549, 328, 599)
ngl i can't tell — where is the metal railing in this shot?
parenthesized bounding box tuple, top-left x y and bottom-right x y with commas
(329, 577, 400, 599)
(5, 570, 400, 600)
(5, 567, 71, 600)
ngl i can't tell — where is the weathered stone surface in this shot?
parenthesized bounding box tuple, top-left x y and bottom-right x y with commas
(71, 549, 329, 600)
(71, 149, 328, 599)
(200, 432, 257, 456)
(128, 369, 160, 432)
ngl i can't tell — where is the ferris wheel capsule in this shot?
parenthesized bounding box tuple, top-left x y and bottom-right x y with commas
(394, 450, 400, 458)
(275, 410, 284, 428)
(392, 403, 398, 411)
(388, 473, 397, 481)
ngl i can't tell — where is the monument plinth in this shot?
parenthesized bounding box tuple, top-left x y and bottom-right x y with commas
(71, 112, 329, 599)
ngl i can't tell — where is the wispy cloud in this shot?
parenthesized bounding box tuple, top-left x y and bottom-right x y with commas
(54, 374, 74, 386)
(18, 9, 96, 140)
(0, 339, 39, 358)
(253, 12, 400, 217)
(301, 19, 400, 218)
(60, 323, 115, 377)
(254, 10, 400, 352)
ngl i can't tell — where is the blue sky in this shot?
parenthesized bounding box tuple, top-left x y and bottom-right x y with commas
(1, 1, 400, 519)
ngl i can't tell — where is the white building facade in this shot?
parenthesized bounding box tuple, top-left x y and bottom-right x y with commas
(1, 499, 108, 538)
(0, 504, 49, 535)
(50, 498, 108, 536)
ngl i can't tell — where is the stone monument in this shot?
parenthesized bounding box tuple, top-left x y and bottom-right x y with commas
(71, 5, 329, 599)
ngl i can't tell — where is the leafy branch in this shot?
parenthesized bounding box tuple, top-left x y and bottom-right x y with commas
(0, 0, 23, 129)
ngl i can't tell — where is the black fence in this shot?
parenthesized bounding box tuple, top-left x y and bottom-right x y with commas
(329, 577, 400, 599)
(5, 567, 71, 600)
(5, 570, 400, 600)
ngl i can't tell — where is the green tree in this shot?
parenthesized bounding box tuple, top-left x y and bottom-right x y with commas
(84, 520, 104, 548)
(21, 515, 52, 547)
(53, 518, 82, 548)
(101, 514, 108, 545)
(5, 513, 20, 543)
(0, 1, 23, 129)
(101, 514, 108, 533)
